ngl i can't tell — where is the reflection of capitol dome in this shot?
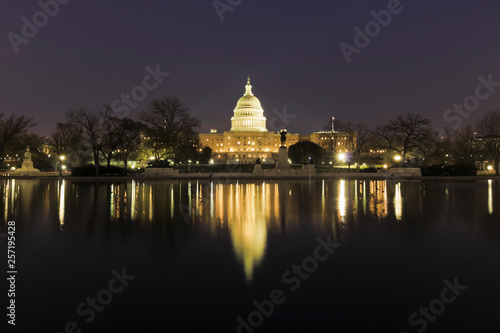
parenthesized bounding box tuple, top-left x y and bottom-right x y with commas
(228, 183, 268, 282)
(230, 77, 267, 132)
(231, 216, 267, 282)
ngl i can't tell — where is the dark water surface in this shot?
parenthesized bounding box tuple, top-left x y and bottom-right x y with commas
(1, 178, 499, 332)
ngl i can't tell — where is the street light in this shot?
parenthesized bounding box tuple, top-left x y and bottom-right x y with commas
(59, 155, 66, 176)
(394, 155, 402, 162)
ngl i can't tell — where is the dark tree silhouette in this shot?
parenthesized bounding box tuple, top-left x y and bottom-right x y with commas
(67, 108, 106, 175)
(140, 97, 200, 161)
(375, 113, 433, 161)
(0, 113, 36, 167)
(288, 141, 324, 164)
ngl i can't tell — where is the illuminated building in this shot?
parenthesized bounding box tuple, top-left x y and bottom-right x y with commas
(199, 77, 356, 164)
(307, 131, 356, 153)
(199, 77, 298, 164)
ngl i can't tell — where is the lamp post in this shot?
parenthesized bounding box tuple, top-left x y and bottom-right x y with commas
(394, 155, 402, 167)
(59, 155, 65, 176)
(338, 153, 346, 167)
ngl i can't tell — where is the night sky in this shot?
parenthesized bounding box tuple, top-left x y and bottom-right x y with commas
(2, 0, 500, 136)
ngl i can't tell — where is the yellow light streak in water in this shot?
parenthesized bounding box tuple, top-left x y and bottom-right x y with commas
(123, 185, 128, 218)
(131, 180, 136, 221)
(110, 184, 114, 219)
(116, 185, 121, 220)
(322, 180, 325, 221)
(188, 181, 192, 219)
(170, 184, 174, 219)
(215, 183, 224, 231)
(488, 179, 493, 215)
(149, 185, 153, 222)
(369, 181, 388, 219)
(4, 180, 10, 222)
(59, 179, 66, 229)
(210, 181, 214, 220)
(338, 180, 346, 222)
(394, 182, 402, 221)
(354, 180, 358, 214)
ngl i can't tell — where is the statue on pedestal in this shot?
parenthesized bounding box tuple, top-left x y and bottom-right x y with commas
(279, 130, 287, 147)
(14, 146, 40, 175)
(22, 146, 34, 169)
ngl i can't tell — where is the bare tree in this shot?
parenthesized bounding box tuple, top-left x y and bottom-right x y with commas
(375, 113, 433, 161)
(347, 122, 372, 171)
(49, 122, 86, 168)
(116, 118, 143, 168)
(50, 122, 82, 157)
(476, 110, 500, 175)
(323, 118, 371, 169)
(140, 97, 200, 161)
(99, 109, 123, 169)
(451, 126, 481, 165)
(0, 113, 36, 167)
(67, 108, 105, 175)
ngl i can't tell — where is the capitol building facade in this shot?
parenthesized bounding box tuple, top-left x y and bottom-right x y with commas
(199, 78, 354, 164)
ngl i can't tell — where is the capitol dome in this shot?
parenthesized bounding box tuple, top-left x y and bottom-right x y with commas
(230, 77, 267, 132)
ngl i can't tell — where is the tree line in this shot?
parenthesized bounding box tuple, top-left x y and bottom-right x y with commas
(0, 97, 210, 176)
(1, 99, 499, 175)
(288, 111, 500, 175)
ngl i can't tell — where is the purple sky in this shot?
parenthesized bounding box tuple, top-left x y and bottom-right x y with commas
(2, 0, 500, 136)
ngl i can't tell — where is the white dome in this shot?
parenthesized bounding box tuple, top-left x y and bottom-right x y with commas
(230, 77, 267, 132)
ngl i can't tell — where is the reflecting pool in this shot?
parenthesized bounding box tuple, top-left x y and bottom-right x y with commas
(1, 178, 499, 332)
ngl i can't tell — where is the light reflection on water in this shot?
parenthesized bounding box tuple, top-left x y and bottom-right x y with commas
(1, 178, 499, 281)
(394, 182, 402, 221)
(58, 179, 65, 229)
(489, 179, 494, 215)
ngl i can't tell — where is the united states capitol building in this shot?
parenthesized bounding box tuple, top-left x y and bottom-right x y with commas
(199, 78, 354, 164)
